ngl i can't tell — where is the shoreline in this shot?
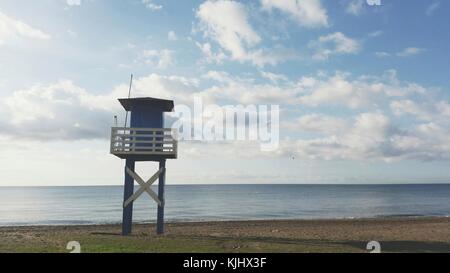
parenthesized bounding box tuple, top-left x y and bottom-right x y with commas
(1, 217, 449, 253)
(1, 214, 449, 228)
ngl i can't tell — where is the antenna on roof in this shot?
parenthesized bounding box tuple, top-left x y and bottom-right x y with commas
(123, 74, 133, 128)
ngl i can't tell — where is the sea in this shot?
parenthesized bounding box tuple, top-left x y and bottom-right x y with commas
(0, 184, 449, 226)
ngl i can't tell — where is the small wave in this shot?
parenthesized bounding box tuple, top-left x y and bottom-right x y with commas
(374, 213, 449, 219)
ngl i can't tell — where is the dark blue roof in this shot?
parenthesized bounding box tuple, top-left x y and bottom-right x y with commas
(118, 97, 174, 112)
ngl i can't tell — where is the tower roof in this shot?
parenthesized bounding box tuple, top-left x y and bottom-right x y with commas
(118, 97, 174, 112)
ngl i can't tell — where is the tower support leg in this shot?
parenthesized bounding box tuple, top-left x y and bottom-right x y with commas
(156, 160, 166, 235)
(122, 159, 135, 235)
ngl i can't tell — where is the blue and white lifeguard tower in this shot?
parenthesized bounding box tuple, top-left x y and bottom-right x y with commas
(110, 97, 177, 235)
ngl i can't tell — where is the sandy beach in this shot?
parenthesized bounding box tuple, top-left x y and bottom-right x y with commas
(1, 217, 449, 253)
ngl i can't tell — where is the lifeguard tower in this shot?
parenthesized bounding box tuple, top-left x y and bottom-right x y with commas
(110, 97, 177, 235)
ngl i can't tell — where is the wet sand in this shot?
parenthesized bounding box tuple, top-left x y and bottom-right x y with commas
(1, 217, 449, 253)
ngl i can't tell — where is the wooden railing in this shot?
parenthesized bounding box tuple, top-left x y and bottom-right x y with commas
(110, 127, 177, 158)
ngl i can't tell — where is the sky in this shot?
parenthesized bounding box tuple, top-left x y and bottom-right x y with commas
(1, 0, 450, 186)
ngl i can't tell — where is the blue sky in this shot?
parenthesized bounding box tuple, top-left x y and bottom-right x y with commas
(0, 0, 450, 186)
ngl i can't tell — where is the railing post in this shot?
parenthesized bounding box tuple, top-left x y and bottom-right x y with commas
(130, 128, 134, 153)
(110, 127, 114, 154)
(153, 130, 156, 152)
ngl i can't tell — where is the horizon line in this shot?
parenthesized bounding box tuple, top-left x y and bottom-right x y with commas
(1, 182, 450, 188)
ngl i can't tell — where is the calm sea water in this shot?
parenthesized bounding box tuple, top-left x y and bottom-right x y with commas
(0, 184, 449, 226)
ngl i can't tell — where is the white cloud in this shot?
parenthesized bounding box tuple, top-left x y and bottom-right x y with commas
(426, 2, 440, 16)
(66, 0, 81, 6)
(407, 122, 450, 160)
(286, 110, 450, 161)
(376, 47, 426, 58)
(260, 71, 289, 83)
(299, 73, 367, 107)
(375, 51, 390, 58)
(368, 30, 383, 38)
(437, 101, 450, 118)
(0, 74, 200, 141)
(67, 29, 78, 38)
(286, 112, 393, 161)
(142, 0, 162, 11)
(261, 0, 328, 28)
(2, 70, 449, 162)
(201, 69, 429, 110)
(168, 30, 177, 41)
(0, 12, 51, 45)
(0, 81, 116, 140)
(276, 70, 450, 161)
(195, 0, 295, 66)
(396, 47, 426, 57)
(346, 0, 364, 16)
(390, 100, 433, 121)
(309, 32, 360, 60)
(298, 71, 428, 108)
(195, 42, 227, 64)
(285, 114, 348, 134)
(389, 99, 450, 125)
(126, 42, 136, 49)
(203, 70, 234, 83)
(131, 74, 199, 104)
(343, 112, 391, 157)
(202, 70, 301, 104)
(196, 0, 260, 60)
(138, 49, 174, 69)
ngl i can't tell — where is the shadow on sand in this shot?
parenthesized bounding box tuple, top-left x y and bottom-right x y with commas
(87, 230, 450, 253)
(184, 235, 450, 253)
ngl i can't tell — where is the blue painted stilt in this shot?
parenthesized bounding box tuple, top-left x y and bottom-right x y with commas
(122, 159, 135, 235)
(157, 159, 166, 235)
